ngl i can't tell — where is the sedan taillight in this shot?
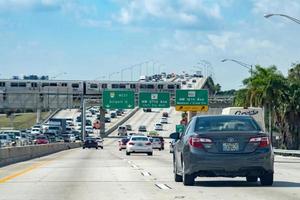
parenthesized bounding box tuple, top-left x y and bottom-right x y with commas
(128, 142, 135, 145)
(249, 137, 270, 147)
(145, 142, 151, 145)
(188, 136, 212, 148)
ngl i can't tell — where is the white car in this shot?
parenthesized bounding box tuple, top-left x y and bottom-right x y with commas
(160, 117, 168, 124)
(64, 134, 76, 143)
(126, 135, 153, 156)
(118, 126, 127, 136)
(86, 113, 93, 118)
(31, 128, 41, 135)
(150, 137, 162, 150)
(0, 134, 11, 147)
(154, 123, 163, 131)
(96, 137, 104, 149)
(85, 126, 94, 133)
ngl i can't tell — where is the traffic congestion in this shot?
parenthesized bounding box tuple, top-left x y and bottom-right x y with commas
(1, 1, 300, 200)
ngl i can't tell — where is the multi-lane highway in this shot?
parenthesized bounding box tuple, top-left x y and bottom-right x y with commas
(1, 107, 300, 200)
(1, 78, 299, 200)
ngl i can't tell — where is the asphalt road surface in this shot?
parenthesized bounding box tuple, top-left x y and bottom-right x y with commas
(1, 108, 300, 200)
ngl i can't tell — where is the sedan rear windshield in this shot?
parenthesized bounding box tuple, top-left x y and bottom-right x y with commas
(195, 116, 261, 132)
(131, 137, 148, 141)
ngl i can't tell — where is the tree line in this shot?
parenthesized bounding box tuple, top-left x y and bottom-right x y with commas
(234, 63, 300, 149)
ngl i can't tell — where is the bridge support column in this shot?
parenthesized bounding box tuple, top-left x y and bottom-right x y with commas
(100, 107, 106, 137)
(36, 108, 41, 123)
(81, 98, 86, 141)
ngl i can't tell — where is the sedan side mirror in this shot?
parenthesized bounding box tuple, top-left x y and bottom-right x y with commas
(169, 132, 180, 140)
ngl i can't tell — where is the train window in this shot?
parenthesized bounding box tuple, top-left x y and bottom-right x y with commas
(18, 82, 26, 87)
(147, 84, 154, 89)
(167, 84, 175, 89)
(140, 84, 146, 89)
(112, 84, 119, 88)
(31, 83, 38, 87)
(130, 84, 136, 89)
(42, 83, 49, 87)
(119, 84, 126, 88)
(101, 84, 107, 89)
(158, 84, 164, 89)
(61, 83, 68, 87)
(90, 84, 98, 89)
(10, 82, 18, 87)
(72, 83, 79, 88)
(49, 83, 57, 87)
(0, 82, 5, 87)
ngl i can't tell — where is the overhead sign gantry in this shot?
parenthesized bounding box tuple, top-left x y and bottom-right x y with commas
(175, 89, 209, 112)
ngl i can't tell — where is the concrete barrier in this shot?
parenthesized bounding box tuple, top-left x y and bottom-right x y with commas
(0, 142, 82, 167)
(0, 107, 140, 167)
(274, 149, 300, 157)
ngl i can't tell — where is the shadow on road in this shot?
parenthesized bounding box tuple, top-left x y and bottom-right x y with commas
(194, 180, 300, 187)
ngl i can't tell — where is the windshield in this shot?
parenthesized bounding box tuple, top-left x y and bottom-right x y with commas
(0, 135, 8, 140)
(131, 137, 148, 141)
(195, 116, 261, 132)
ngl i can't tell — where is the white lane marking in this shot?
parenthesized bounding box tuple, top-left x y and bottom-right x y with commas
(155, 183, 172, 190)
(131, 164, 139, 169)
(141, 171, 151, 176)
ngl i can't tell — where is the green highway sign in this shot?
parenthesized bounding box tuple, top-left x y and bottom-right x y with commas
(176, 124, 185, 133)
(139, 92, 170, 108)
(103, 90, 135, 109)
(175, 89, 208, 111)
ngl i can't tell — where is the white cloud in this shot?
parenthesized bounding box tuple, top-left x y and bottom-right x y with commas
(80, 19, 111, 28)
(118, 8, 132, 24)
(159, 29, 278, 58)
(0, 0, 62, 12)
(208, 32, 238, 50)
(114, 0, 223, 26)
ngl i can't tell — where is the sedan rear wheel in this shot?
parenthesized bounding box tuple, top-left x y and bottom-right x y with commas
(246, 176, 258, 182)
(182, 162, 195, 186)
(260, 172, 273, 186)
(174, 159, 182, 182)
(126, 151, 130, 156)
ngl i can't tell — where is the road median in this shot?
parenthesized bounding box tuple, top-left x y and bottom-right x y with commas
(0, 142, 82, 167)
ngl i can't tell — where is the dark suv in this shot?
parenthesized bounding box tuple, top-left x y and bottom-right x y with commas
(83, 137, 98, 149)
(170, 115, 274, 186)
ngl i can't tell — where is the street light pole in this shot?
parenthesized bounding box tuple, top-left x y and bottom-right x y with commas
(264, 13, 300, 24)
(108, 72, 120, 80)
(221, 58, 254, 106)
(197, 60, 212, 77)
(121, 67, 131, 81)
(221, 59, 253, 75)
(94, 75, 106, 80)
(51, 72, 67, 79)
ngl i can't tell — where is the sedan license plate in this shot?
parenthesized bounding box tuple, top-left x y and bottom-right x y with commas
(223, 143, 239, 152)
(137, 143, 143, 147)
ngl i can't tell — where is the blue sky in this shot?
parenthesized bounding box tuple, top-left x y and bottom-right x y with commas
(0, 0, 300, 90)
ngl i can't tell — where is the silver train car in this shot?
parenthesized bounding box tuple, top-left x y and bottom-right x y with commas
(0, 79, 181, 96)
